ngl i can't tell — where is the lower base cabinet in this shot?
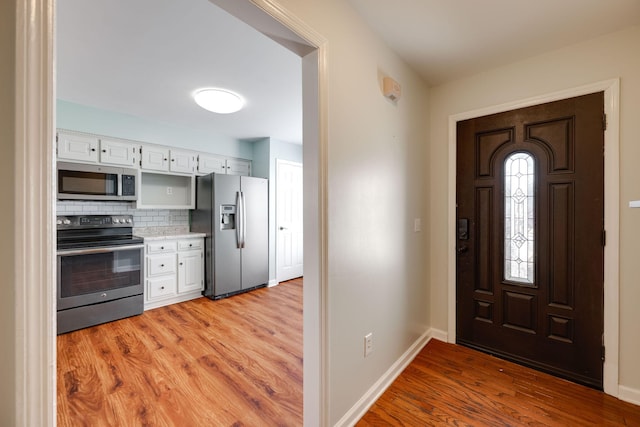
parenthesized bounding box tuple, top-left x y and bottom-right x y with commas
(144, 237, 204, 310)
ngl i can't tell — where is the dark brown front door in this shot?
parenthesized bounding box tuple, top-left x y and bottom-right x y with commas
(456, 92, 605, 389)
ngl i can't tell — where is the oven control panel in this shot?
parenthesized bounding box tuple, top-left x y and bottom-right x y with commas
(56, 215, 134, 229)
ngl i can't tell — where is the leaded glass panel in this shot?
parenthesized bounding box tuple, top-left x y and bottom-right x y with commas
(504, 152, 535, 284)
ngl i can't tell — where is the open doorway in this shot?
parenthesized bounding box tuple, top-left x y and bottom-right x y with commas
(15, 0, 327, 425)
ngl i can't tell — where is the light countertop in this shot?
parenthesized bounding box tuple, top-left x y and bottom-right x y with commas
(134, 226, 206, 241)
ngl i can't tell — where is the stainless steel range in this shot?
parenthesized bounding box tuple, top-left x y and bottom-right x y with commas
(56, 215, 144, 334)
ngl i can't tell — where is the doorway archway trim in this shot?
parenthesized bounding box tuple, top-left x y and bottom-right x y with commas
(14, 0, 329, 425)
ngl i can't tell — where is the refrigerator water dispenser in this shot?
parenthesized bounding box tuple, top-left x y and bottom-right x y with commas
(220, 205, 236, 230)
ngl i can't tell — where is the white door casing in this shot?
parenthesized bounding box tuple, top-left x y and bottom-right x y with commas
(276, 159, 303, 282)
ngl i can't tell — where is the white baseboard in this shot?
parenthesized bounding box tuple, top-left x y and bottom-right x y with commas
(335, 328, 446, 427)
(267, 279, 279, 287)
(619, 385, 640, 406)
(429, 328, 448, 343)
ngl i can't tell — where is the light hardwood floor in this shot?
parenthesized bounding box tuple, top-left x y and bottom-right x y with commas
(59, 279, 640, 426)
(358, 339, 640, 426)
(57, 278, 303, 426)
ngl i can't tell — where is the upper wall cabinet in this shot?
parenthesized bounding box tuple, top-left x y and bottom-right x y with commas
(141, 145, 196, 174)
(170, 150, 197, 174)
(197, 154, 227, 174)
(57, 131, 99, 163)
(225, 158, 251, 176)
(57, 129, 251, 181)
(197, 154, 251, 176)
(100, 137, 138, 166)
(57, 131, 138, 166)
(140, 145, 170, 171)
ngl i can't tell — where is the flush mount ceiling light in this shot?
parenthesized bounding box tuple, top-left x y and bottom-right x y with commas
(193, 88, 245, 114)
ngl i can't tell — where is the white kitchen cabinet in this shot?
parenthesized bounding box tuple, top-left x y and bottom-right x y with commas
(57, 131, 99, 163)
(170, 150, 196, 174)
(225, 158, 251, 176)
(177, 239, 204, 293)
(141, 145, 196, 174)
(147, 253, 177, 276)
(57, 131, 139, 167)
(197, 154, 251, 176)
(143, 237, 204, 310)
(147, 276, 177, 300)
(58, 129, 251, 180)
(140, 145, 170, 171)
(198, 154, 227, 174)
(99, 138, 138, 167)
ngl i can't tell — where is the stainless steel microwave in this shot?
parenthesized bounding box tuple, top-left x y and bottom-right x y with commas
(57, 161, 137, 201)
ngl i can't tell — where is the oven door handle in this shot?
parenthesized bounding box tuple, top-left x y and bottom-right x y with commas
(57, 244, 145, 256)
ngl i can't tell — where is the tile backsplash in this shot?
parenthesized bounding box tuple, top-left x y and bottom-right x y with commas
(57, 200, 190, 228)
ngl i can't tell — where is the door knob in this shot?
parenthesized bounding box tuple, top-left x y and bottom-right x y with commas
(457, 245, 468, 254)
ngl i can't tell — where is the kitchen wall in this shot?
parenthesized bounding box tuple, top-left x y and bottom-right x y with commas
(252, 137, 303, 284)
(429, 25, 640, 399)
(0, 0, 16, 424)
(264, 0, 431, 424)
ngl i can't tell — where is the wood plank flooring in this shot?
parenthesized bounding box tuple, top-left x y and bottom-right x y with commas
(358, 339, 640, 426)
(57, 278, 303, 427)
(60, 280, 640, 426)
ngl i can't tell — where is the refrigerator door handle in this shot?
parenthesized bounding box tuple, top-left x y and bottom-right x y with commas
(236, 191, 246, 249)
(236, 191, 243, 249)
(240, 191, 247, 248)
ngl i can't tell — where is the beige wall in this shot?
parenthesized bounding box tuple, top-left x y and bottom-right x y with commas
(273, 0, 431, 423)
(0, 0, 16, 425)
(429, 25, 640, 392)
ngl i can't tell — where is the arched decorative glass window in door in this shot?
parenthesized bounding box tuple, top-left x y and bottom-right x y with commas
(504, 152, 535, 284)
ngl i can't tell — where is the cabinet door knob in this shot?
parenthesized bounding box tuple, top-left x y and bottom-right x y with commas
(160, 264, 165, 267)
(160, 246, 164, 249)
(160, 286, 165, 290)
(102, 149, 107, 153)
(179, 262, 183, 266)
(91, 148, 96, 152)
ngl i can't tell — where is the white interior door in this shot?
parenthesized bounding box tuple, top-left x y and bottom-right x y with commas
(276, 159, 303, 282)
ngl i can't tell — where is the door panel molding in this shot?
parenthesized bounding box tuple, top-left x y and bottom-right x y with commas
(447, 79, 620, 396)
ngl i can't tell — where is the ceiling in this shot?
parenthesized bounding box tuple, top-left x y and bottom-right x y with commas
(347, 0, 640, 85)
(56, 0, 303, 144)
(57, 1, 640, 146)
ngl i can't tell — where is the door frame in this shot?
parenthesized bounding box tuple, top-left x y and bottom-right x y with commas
(447, 79, 620, 396)
(14, 0, 329, 425)
(275, 158, 304, 283)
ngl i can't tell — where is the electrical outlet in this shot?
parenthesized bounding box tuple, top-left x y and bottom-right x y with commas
(414, 218, 421, 232)
(364, 333, 373, 357)
(166, 186, 173, 195)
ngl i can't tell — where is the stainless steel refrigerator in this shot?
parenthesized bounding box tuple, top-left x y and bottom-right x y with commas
(191, 174, 269, 299)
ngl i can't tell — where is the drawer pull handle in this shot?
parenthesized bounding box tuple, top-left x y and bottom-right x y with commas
(160, 286, 165, 290)
(160, 264, 165, 267)
(160, 246, 164, 250)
